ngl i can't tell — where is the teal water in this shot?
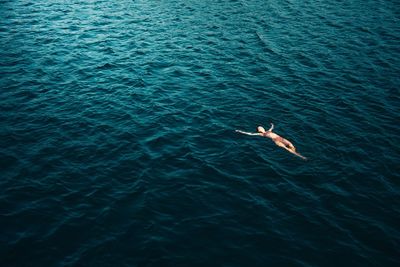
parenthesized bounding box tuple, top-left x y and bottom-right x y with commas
(1, 0, 400, 266)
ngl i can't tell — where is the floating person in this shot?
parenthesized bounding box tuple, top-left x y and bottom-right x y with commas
(236, 123, 307, 160)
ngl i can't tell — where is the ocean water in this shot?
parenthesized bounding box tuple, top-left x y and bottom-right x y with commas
(1, 0, 399, 266)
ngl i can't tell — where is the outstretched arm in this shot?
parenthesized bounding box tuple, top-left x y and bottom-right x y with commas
(268, 123, 274, 132)
(235, 130, 261, 136)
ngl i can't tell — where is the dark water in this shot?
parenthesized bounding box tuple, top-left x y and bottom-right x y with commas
(1, 0, 400, 266)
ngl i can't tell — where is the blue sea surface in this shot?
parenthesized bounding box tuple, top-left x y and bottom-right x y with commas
(1, 0, 400, 266)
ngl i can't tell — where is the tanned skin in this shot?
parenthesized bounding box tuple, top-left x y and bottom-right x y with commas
(236, 123, 307, 160)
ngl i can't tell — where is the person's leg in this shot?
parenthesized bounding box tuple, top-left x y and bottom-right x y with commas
(275, 141, 287, 149)
(282, 139, 295, 151)
(275, 141, 306, 160)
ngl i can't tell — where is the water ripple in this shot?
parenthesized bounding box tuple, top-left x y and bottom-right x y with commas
(1, 0, 400, 266)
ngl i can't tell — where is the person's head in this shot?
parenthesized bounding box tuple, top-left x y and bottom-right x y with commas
(257, 126, 266, 133)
